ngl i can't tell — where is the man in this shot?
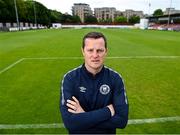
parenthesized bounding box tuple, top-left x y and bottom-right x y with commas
(60, 32, 129, 134)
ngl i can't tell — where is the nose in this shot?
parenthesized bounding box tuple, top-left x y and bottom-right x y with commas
(92, 50, 98, 58)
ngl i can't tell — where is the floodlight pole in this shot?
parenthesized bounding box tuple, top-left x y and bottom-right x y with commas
(168, 0, 172, 26)
(14, 0, 20, 30)
(148, 0, 151, 16)
(33, 1, 37, 28)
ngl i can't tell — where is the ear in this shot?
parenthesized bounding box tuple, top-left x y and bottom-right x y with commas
(81, 48, 85, 56)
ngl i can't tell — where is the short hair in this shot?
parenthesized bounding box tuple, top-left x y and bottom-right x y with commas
(82, 32, 107, 49)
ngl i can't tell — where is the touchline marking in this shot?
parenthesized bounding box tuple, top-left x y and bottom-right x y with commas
(24, 56, 180, 60)
(0, 56, 180, 75)
(0, 58, 25, 75)
(0, 123, 64, 129)
(107, 56, 180, 59)
(128, 116, 180, 124)
(0, 116, 179, 129)
(24, 57, 83, 60)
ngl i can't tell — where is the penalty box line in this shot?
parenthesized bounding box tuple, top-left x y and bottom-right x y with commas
(0, 58, 25, 75)
(0, 56, 180, 75)
(0, 116, 180, 129)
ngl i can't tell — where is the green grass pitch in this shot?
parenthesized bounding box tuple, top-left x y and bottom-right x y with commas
(0, 29, 180, 134)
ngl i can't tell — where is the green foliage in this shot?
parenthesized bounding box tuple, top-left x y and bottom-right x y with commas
(0, 0, 16, 22)
(24, 1, 34, 23)
(84, 15, 97, 23)
(50, 10, 62, 23)
(16, 0, 27, 22)
(72, 15, 81, 23)
(60, 14, 81, 23)
(114, 16, 127, 23)
(0, 0, 10, 22)
(129, 15, 140, 24)
(153, 9, 163, 16)
(0, 0, 81, 25)
(34, 1, 51, 25)
(98, 18, 112, 23)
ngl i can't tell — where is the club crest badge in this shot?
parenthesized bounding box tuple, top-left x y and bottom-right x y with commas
(99, 84, 110, 95)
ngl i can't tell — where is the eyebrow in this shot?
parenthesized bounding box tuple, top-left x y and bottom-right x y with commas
(86, 48, 105, 50)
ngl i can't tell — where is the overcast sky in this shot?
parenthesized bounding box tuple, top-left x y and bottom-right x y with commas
(35, 0, 180, 15)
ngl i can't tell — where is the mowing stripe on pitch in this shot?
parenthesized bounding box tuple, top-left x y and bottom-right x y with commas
(0, 116, 179, 129)
(0, 58, 25, 75)
(0, 56, 180, 75)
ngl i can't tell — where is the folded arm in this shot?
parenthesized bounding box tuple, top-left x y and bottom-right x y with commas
(94, 74, 129, 129)
(60, 75, 112, 131)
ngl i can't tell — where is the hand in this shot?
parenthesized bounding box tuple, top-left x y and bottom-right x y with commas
(66, 96, 85, 114)
(107, 104, 115, 117)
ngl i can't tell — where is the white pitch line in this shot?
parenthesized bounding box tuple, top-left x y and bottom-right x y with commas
(0, 116, 179, 129)
(23, 56, 180, 60)
(0, 123, 64, 129)
(107, 56, 180, 59)
(128, 116, 180, 124)
(24, 57, 83, 60)
(0, 56, 180, 75)
(0, 58, 25, 75)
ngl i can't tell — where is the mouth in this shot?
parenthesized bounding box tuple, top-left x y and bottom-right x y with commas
(91, 60, 100, 63)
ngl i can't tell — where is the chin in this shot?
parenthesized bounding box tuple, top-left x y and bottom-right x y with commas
(91, 64, 102, 70)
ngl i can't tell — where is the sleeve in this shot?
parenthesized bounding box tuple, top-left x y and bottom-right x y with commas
(94, 74, 129, 129)
(60, 73, 112, 131)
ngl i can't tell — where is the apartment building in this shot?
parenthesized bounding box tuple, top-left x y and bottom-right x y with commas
(122, 9, 144, 19)
(72, 3, 93, 23)
(94, 7, 116, 22)
(95, 8, 143, 22)
(72, 3, 144, 23)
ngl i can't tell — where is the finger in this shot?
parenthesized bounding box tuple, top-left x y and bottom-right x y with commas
(67, 99, 76, 105)
(72, 96, 79, 104)
(68, 108, 76, 113)
(66, 103, 76, 110)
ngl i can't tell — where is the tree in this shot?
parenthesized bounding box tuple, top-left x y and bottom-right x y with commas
(153, 9, 163, 16)
(0, 0, 10, 22)
(17, 0, 28, 22)
(0, 0, 16, 22)
(98, 18, 112, 24)
(34, 1, 51, 25)
(98, 19, 105, 23)
(49, 9, 62, 23)
(114, 16, 127, 23)
(60, 14, 81, 23)
(0, 0, 27, 22)
(84, 15, 97, 24)
(0, 0, 82, 26)
(24, 0, 34, 23)
(105, 18, 112, 23)
(72, 15, 81, 23)
(129, 15, 140, 24)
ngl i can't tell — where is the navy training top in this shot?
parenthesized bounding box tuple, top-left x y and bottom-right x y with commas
(60, 64, 129, 134)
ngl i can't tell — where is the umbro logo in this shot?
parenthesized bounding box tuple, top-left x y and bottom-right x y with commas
(79, 86, 86, 93)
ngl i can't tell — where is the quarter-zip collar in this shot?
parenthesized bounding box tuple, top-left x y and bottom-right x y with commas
(82, 63, 104, 79)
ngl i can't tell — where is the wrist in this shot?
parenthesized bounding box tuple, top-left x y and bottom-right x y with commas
(107, 106, 112, 117)
(107, 105, 115, 117)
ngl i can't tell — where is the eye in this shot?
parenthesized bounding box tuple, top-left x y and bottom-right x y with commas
(97, 49, 104, 53)
(87, 49, 93, 52)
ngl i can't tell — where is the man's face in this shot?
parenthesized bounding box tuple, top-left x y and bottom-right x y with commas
(82, 37, 107, 72)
